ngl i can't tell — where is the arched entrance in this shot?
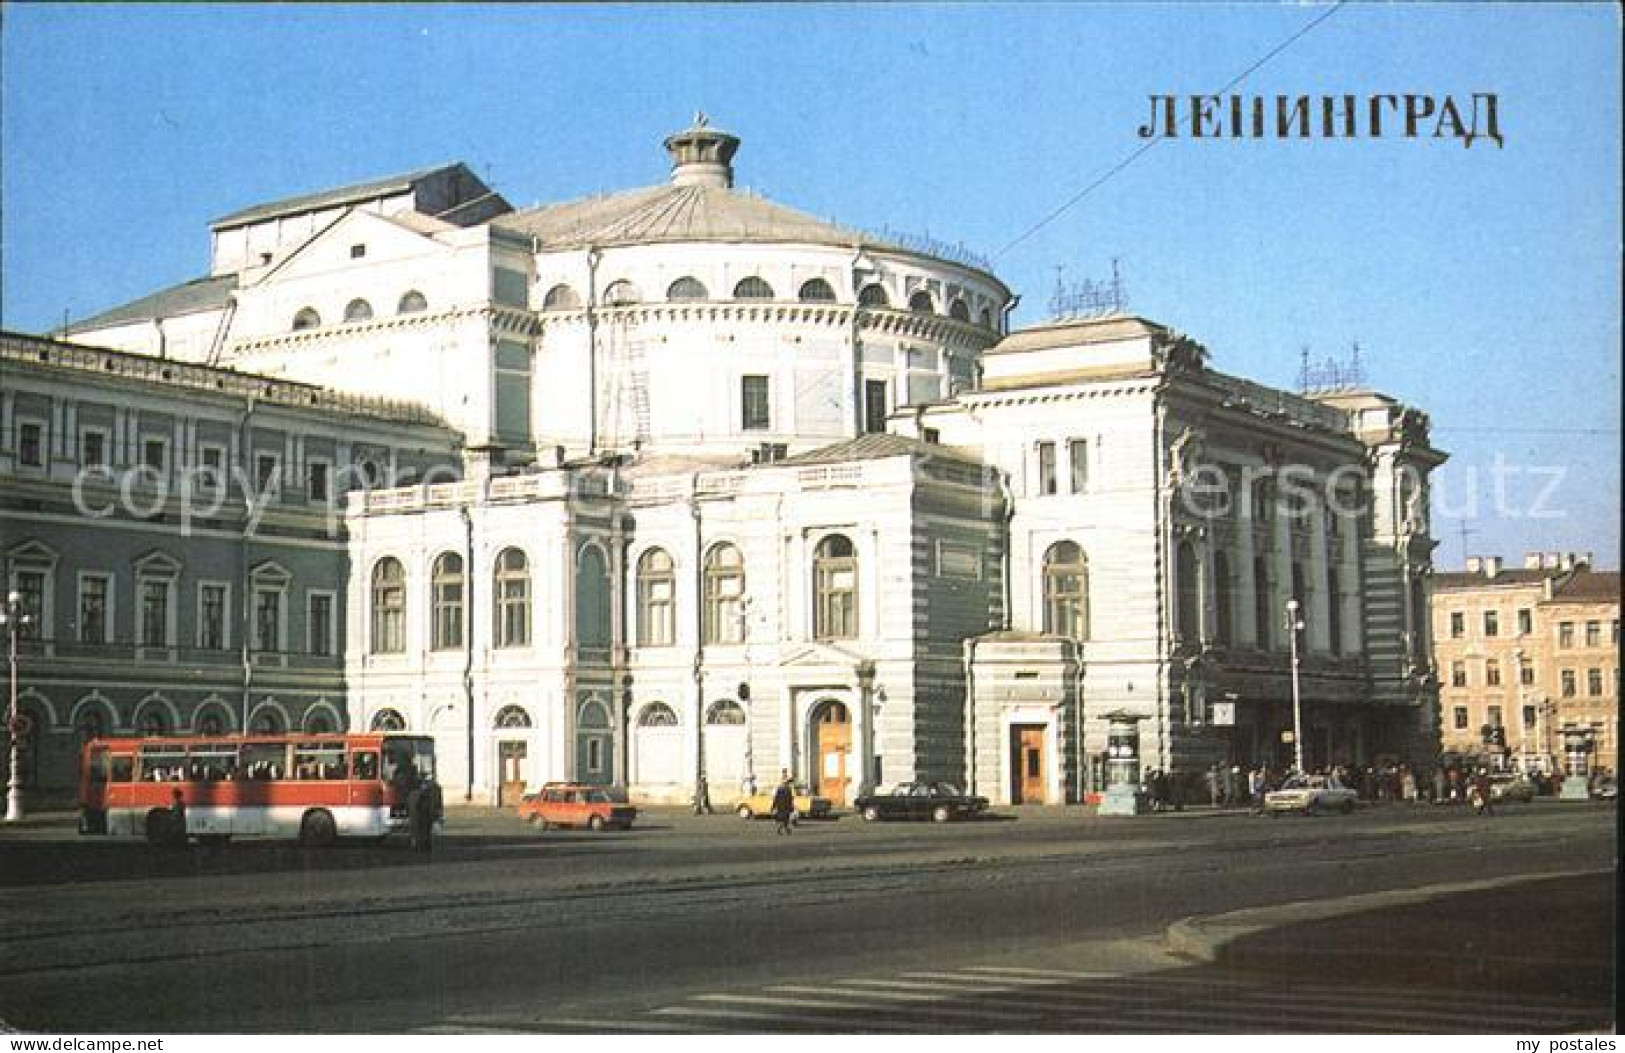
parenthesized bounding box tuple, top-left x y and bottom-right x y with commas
(811, 700, 853, 806)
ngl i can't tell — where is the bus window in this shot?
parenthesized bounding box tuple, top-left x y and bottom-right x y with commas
(384, 736, 437, 782)
(294, 743, 346, 780)
(240, 742, 288, 780)
(188, 743, 238, 782)
(138, 746, 188, 781)
(110, 755, 134, 783)
(352, 751, 378, 781)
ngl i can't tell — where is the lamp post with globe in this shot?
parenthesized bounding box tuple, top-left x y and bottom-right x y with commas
(2, 589, 32, 823)
(1285, 599, 1306, 776)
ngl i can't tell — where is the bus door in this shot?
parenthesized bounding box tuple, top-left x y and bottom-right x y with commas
(349, 749, 382, 810)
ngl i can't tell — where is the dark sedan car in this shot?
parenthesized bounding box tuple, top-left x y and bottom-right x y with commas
(854, 781, 990, 823)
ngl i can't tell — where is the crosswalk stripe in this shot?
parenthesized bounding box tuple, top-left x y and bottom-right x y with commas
(651, 1003, 922, 1032)
(901, 970, 1072, 986)
(692, 992, 1036, 1024)
(961, 965, 1115, 980)
(769, 983, 964, 1004)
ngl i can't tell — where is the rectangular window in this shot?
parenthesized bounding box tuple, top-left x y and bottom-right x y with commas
(1588, 668, 1603, 696)
(308, 593, 334, 657)
(18, 422, 43, 467)
(1449, 611, 1465, 639)
(142, 438, 167, 473)
(1585, 621, 1601, 648)
(139, 579, 171, 647)
(1559, 622, 1574, 648)
(1451, 661, 1467, 688)
(741, 375, 771, 432)
(1453, 706, 1469, 731)
(254, 589, 282, 652)
(79, 574, 110, 645)
(1487, 705, 1503, 728)
(1483, 610, 1499, 637)
(1561, 669, 1577, 698)
(307, 460, 331, 503)
(1517, 608, 1533, 636)
(256, 453, 280, 495)
(80, 430, 107, 468)
(1485, 659, 1501, 687)
(1522, 705, 1537, 728)
(198, 445, 225, 494)
(199, 583, 228, 650)
(13, 570, 45, 640)
(1521, 661, 1536, 686)
(1069, 438, 1088, 493)
(863, 379, 888, 435)
(1037, 441, 1057, 496)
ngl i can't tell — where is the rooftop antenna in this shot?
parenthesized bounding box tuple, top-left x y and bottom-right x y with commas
(1456, 518, 1477, 565)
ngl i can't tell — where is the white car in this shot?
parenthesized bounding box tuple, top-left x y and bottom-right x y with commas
(1264, 776, 1358, 815)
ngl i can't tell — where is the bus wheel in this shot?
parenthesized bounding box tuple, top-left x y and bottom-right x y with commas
(300, 810, 338, 848)
(144, 810, 172, 847)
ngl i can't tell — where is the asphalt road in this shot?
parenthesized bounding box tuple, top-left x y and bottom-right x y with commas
(0, 800, 1615, 1033)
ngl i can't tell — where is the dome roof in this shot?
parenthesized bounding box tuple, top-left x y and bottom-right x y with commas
(496, 181, 909, 255)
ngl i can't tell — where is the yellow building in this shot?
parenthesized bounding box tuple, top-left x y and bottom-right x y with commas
(1432, 553, 1618, 775)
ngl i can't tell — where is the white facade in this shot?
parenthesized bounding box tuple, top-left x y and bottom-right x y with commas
(34, 122, 1445, 807)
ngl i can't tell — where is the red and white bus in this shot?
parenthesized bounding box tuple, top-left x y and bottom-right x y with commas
(78, 733, 441, 846)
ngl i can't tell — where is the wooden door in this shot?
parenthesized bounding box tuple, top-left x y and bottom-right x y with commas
(1012, 724, 1047, 804)
(499, 741, 527, 807)
(814, 702, 852, 806)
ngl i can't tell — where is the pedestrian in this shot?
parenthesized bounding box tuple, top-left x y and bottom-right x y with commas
(167, 788, 188, 849)
(408, 775, 436, 852)
(1470, 768, 1494, 817)
(770, 774, 796, 835)
(1249, 767, 1266, 813)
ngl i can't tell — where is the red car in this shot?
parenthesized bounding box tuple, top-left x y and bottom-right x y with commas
(517, 783, 636, 831)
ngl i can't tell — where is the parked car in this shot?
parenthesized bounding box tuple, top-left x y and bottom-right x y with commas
(1592, 777, 1618, 801)
(734, 784, 833, 821)
(517, 783, 637, 831)
(1489, 774, 1535, 803)
(1264, 775, 1358, 815)
(854, 781, 989, 823)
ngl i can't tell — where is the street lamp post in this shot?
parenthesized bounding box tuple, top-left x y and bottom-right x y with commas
(1285, 599, 1306, 776)
(3, 589, 32, 824)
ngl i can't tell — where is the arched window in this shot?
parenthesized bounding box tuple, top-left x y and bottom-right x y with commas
(370, 708, 406, 732)
(908, 290, 935, 314)
(577, 700, 611, 728)
(250, 708, 285, 734)
(542, 283, 581, 310)
(136, 703, 170, 737)
(798, 278, 837, 303)
(813, 534, 858, 641)
(948, 298, 970, 322)
(494, 704, 532, 729)
(732, 276, 774, 300)
(370, 557, 405, 654)
(304, 710, 335, 734)
(858, 284, 890, 308)
(344, 298, 374, 323)
(493, 547, 531, 648)
(196, 707, 228, 737)
(1213, 551, 1234, 646)
(576, 545, 612, 647)
(666, 276, 708, 302)
(703, 543, 746, 645)
(638, 702, 679, 727)
(292, 307, 321, 331)
(1042, 541, 1089, 641)
(603, 280, 641, 306)
(1176, 540, 1201, 643)
(706, 700, 746, 725)
(431, 552, 465, 651)
(397, 290, 428, 314)
(636, 548, 676, 648)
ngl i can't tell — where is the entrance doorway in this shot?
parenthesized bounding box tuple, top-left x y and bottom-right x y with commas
(498, 740, 527, 807)
(812, 700, 853, 806)
(1010, 724, 1048, 804)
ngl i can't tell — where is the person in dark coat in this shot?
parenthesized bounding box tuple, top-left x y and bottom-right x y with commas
(167, 788, 188, 849)
(770, 775, 796, 835)
(407, 776, 437, 852)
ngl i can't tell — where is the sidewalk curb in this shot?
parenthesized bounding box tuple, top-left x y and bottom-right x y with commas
(1164, 867, 1614, 963)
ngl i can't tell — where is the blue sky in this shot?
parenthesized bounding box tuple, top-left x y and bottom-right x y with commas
(3, 3, 1619, 565)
